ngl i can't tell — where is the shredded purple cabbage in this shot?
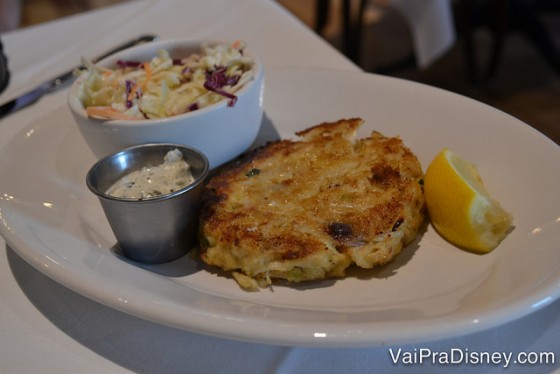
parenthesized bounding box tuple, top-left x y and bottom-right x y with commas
(116, 60, 142, 69)
(204, 67, 241, 107)
(125, 80, 134, 108)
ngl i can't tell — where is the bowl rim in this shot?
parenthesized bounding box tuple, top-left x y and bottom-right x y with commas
(86, 142, 210, 204)
(68, 38, 263, 127)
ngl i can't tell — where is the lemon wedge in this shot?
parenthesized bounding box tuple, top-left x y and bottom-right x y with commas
(424, 148, 513, 253)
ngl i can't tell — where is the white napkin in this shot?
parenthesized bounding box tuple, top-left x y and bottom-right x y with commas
(390, 0, 456, 68)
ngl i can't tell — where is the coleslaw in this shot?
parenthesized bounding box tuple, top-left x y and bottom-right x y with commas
(75, 41, 254, 120)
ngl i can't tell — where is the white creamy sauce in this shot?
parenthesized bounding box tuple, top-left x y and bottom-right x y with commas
(106, 149, 195, 199)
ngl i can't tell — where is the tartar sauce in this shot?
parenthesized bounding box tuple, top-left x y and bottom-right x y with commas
(106, 149, 195, 199)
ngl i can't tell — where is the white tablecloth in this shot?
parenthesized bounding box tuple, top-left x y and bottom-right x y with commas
(0, 1, 559, 373)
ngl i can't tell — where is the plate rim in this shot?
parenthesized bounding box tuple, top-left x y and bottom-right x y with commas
(1, 66, 559, 347)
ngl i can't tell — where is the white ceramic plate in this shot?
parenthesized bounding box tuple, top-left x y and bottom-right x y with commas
(1, 67, 559, 347)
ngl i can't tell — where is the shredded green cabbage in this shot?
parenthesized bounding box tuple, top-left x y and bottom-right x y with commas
(76, 41, 254, 120)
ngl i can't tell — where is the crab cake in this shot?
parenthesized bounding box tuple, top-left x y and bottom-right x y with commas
(199, 118, 425, 290)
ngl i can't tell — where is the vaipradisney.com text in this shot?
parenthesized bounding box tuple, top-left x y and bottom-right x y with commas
(389, 348, 556, 368)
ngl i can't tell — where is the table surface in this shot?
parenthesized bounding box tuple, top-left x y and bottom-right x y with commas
(1, 1, 559, 373)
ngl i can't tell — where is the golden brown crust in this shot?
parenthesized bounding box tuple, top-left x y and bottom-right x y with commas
(199, 118, 425, 289)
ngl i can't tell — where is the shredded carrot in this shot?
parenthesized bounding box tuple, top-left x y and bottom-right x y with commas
(232, 40, 241, 49)
(142, 62, 152, 91)
(102, 71, 112, 78)
(127, 83, 140, 101)
(143, 62, 152, 80)
(86, 106, 140, 121)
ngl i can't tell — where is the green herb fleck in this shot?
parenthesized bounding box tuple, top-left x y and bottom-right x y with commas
(246, 168, 261, 177)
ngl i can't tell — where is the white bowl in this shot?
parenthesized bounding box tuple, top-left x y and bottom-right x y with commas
(68, 38, 264, 168)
